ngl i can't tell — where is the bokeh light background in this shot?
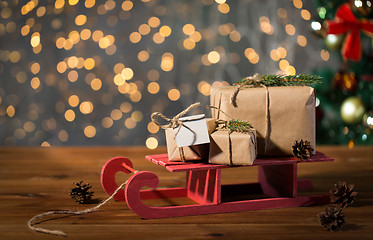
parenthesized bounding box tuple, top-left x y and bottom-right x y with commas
(0, 0, 337, 148)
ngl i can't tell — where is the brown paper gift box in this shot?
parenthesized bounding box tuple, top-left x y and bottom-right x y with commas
(210, 86, 315, 156)
(209, 130, 257, 165)
(165, 118, 217, 161)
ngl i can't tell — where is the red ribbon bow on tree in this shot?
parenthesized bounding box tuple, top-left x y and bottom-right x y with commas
(326, 3, 373, 62)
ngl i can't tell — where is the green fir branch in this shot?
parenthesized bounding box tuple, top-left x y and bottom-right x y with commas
(236, 74, 322, 86)
(224, 119, 252, 133)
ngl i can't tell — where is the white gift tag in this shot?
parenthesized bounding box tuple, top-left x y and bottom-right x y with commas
(174, 114, 210, 147)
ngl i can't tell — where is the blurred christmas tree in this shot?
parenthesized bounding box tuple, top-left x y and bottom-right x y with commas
(312, 0, 373, 146)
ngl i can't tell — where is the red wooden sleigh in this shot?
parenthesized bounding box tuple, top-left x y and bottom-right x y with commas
(100, 152, 333, 219)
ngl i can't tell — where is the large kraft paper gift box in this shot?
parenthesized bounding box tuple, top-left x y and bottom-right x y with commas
(165, 117, 217, 161)
(210, 86, 315, 156)
(209, 129, 257, 165)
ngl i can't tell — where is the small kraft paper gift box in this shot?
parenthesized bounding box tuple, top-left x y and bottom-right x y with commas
(207, 111, 257, 165)
(210, 74, 321, 156)
(152, 103, 215, 162)
(209, 129, 257, 165)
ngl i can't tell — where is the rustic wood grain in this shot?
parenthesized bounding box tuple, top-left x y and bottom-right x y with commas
(0, 146, 372, 240)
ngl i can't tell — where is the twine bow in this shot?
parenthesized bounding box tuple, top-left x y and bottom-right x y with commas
(230, 73, 261, 107)
(151, 102, 201, 134)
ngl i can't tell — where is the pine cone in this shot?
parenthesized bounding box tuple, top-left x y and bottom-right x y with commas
(318, 205, 345, 231)
(330, 181, 357, 208)
(69, 181, 94, 204)
(292, 139, 314, 161)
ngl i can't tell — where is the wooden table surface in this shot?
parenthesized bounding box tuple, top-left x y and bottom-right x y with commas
(0, 146, 372, 240)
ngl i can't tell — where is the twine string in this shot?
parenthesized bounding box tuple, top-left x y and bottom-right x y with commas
(151, 102, 201, 135)
(228, 130, 233, 165)
(228, 74, 269, 154)
(206, 105, 233, 120)
(28, 171, 138, 237)
(263, 87, 269, 153)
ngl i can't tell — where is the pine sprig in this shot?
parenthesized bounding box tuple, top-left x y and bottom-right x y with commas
(221, 119, 252, 133)
(236, 74, 322, 86)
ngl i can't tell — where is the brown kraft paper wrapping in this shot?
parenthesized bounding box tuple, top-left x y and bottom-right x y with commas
(209, 130, 257, 165)
(165, 118, 217, 162)
(210, 86, 315, 156)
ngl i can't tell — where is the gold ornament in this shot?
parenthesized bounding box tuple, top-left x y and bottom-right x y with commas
(340, 97, 366, 124)
(363, 111, 373, 130)
(325, 34, 344, 51)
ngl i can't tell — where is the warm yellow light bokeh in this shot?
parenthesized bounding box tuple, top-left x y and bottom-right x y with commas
(146, 137, 158, 149)
(6, 106, 15, 117)
(159, 25, 172, 37)
(293, 0, 303, 9)
(84, 58, 95, 70)
(208, 51, 220, 64)
(30, 62, 40, 74)
(110, 109, 123, 120)
(139, 24, 151, 35)
(80, 29, 91, 40)
(301, 9, 311, 20)
(114, 63, 125, 74)
(90, 78, 102, 90)
(183, 38, 196, 50)
(218, 3, 230, 14)
(148, 16, 161, 28)
(183, 24, 195, 35)
(68, 95, 80, 107)
(129, 32, 141, 43)
(85, 0, 96, 8)
(84, 125, 96, 138)
(285, 24, 295, 35)
(147, 122, 159, 134)
(57, 61, 67, 73)
(148, 82, 160, 94)
(153, 32, 165, 44)
(65, 109, 75, 122)
(80, 101, 94, 114)
(58, 130, 69, 142)
(168, 89, 180, 101)
(75, 15, 87, 26)
(138, 50, 150, 62)
(122, 67, 134, 80)
(297, 35, 307, 47)
(101, 117, 113, 128)
(30, 33, 40, 47)
(30, 77, 40, 89)
(67, 70, 78, 82)
(321, 49, 330, 61)
(131, 111, 143, 122)
(120, 102, 132, 113)
(122, 0, 133, 11)
(125, 118, 137, 129)
(279, 59, 290, 70)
